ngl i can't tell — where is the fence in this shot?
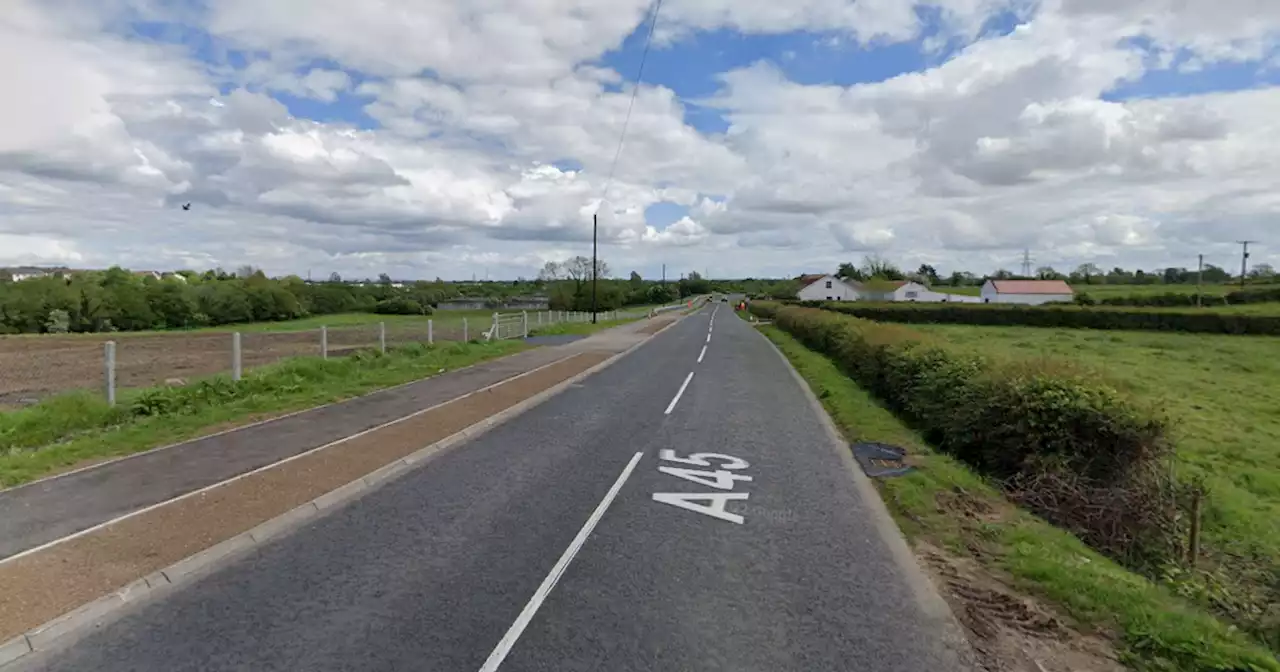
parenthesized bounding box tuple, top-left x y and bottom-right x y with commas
(0, 305, 693, 408)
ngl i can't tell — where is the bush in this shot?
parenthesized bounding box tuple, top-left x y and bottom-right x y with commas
(769, 305, 1183, 569)
(1225, 286, 1280, 304)
(373, 298, 429, 315)
(814, 302, 1280, 335)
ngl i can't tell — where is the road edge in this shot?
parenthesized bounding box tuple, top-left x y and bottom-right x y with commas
(754, 325, 981, 670)
(0, 314, 689, 669)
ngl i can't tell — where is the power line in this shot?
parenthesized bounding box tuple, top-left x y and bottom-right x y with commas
(597, 0, 665, 211)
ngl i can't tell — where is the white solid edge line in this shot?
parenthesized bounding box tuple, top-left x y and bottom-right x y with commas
(0, 351, 586, 568)
(664, 371, 695, 415)
(697, 345, 707, 363)
(478, 451, 644, 672)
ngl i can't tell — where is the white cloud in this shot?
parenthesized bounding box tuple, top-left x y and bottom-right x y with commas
(3, 0, 1280, 281)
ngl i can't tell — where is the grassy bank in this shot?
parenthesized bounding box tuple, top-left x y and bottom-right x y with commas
(915, 323, 1280, 647)
(528, 316, 640, 337)
(0, 339, 529, 487)
(761, 325, 1278, 671)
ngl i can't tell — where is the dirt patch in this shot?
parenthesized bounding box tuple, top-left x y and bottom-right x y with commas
(0, 352, 610, 644)
(0, 327, 451, 406)
(917, 542, 1125, 672)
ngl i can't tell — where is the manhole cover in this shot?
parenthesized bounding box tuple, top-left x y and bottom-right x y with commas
(851, 442, 915, 478)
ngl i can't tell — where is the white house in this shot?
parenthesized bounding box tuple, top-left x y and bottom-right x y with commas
(857, 280, 961, 302)
(797, 274, 860, 301)
(980, 279, 1074, 305)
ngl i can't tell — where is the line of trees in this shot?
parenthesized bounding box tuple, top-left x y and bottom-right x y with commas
(0, 261, 698, 335)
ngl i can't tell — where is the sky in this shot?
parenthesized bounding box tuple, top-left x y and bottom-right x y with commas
(1, 0, 1278, 281)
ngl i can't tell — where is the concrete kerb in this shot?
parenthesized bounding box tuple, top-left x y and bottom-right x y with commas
(0, 309, 687, 670)
(755, 328, 980, 669)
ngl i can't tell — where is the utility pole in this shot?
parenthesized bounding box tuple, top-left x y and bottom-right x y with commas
(1020, 248, 1033, 278)
(591, 213, 598, 324)
(1237, 241, 1257, 291)
(662, 263, 666, 284)
(1196, 254, 1204, 308)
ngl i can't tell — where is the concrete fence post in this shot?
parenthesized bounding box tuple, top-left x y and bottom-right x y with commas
(522, 311, 529, 338)
(104, 341, 117, 407)
(463, 317, 469, 342)
(428, 319, 434, 345)
(232, 332, 242, 382)
(537, 311, 542, 326)
(379, 322, 386, 354)
(321, 326, 328, 360)
(492, 312, 499, 340)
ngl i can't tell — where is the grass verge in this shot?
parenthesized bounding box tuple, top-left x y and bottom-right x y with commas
(528, 316, 641, 337)
(760, 324, 1278, 672)
(0, 339, 529, 487)
(914, 323, 1280, 647)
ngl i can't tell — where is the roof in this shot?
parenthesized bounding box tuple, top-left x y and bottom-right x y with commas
(858, 279, 911, 292)
(797, 273, 828, 286)
(989, 280, 1074, 295)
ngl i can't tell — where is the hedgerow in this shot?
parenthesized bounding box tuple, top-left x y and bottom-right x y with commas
(752, 302, 1186, 570)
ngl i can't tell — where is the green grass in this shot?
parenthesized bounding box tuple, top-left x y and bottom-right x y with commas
(913, 323, 1280, 648)
(761, 325, 1279, 671)
(0, 339, 529, 487)
(528, 316, 640, 337)
(1076, 283, 1279, 298)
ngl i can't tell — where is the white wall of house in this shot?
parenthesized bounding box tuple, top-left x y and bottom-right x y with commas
(937, 293, 982, 303)
(980, 281, 1072, 305)
(797, 275, 859, 301)
(888, 281, 946, 302)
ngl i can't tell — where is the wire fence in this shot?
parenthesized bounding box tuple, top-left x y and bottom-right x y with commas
(0, 307, 671, 408)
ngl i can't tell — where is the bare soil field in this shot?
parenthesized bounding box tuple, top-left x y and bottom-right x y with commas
(0, 324, 447, 406)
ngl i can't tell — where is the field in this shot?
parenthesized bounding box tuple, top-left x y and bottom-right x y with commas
(0, 310, 604, 406)
(913, 323, 1280, 644)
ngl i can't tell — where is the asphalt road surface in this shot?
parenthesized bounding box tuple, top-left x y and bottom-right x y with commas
(19, 305, 973, 672)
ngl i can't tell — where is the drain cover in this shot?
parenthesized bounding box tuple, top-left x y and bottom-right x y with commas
(851, 442, 915, 478)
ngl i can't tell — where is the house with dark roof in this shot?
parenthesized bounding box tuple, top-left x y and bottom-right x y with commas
(980, 279, 1074, 305)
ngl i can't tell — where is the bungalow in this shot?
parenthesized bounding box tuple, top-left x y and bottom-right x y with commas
(980, 279, 1074, 305)
(796, 274, 859, 301)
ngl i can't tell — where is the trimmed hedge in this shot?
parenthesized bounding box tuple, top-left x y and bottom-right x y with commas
(1226, 286, 1280, 304)
(1097, 292, 1222, 307)
(755, 303, 1183, 569)
(811, 301, 1280, 335)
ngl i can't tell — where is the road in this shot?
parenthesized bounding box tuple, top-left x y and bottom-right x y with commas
(17, 304, 973, 672)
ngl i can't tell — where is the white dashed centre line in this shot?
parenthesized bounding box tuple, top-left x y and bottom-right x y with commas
(697, 345, 707, 363)
(478, 451, 644, 672)
(664, 372, 695, 415)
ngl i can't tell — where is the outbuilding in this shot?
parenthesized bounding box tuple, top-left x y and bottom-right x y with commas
(979, 279, 1074, 305)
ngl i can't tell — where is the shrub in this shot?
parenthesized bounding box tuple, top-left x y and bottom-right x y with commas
(1225, 286, 1280, 304)
(815, 302, 1280, 335)
(373, 298, 429, 315)
(770, 305, 1184, 569)
(44, 309, 70, 334)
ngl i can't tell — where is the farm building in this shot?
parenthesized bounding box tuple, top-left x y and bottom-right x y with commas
(797, 274, 859, 301)
(980, 279, 1074, 305)
(797, 274, 980, 303)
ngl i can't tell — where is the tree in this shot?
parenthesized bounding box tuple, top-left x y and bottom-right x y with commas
(916, 264, 940, 285)
(992, 269, 1015, 280)
(563, 256, 609, 283)
(1073, 263, 1101, 284)
(1201, 264, 1231, 283)
(328, 272, 342, 283)
(837, 262, 865, 281)
(861, 255, 903, 280)
(629, 271, 643, 289)
(378, 273, 393, 285)
(236, 265, 260, 279)
(1035, 266, 1062, 280)
(537, 261, 563, 282)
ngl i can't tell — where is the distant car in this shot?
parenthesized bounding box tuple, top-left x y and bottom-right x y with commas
(721, 297, 729, 302)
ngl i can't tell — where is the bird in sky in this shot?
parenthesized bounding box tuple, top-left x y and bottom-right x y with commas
(181, 203, 191, 211)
